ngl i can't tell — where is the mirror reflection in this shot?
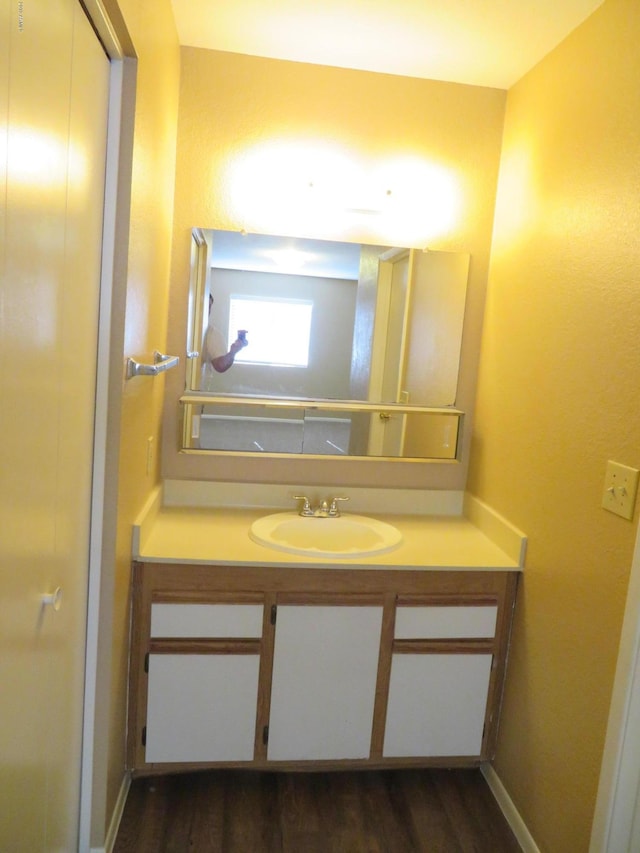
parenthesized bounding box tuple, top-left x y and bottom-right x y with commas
(182, 399, 461, 460)
(186, 229, 470, 407)
(182, 228, 469, 460)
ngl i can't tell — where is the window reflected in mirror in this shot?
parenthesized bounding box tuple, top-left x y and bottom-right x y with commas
(187, 229, 469, 408)
(227, 295, 313, 368)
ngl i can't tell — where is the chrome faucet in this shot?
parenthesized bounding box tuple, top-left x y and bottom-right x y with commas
(293, 495, 350, 517)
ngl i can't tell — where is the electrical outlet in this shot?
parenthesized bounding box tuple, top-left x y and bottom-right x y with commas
(602, 460, 639, 520)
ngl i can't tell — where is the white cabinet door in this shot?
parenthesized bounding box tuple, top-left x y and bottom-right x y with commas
(383, 653, 492, 757)
(146, 653, 260, 763)
(267, 604, 383, 761)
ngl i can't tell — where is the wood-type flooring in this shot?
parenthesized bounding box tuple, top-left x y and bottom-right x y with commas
(113, 767, 521, 852)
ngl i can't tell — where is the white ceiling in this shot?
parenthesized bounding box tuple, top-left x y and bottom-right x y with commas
(210, 231, 363, 280)
(170, 0, 603, 89)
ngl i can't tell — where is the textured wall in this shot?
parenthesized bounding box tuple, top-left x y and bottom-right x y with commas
(467, 1, 640, 849)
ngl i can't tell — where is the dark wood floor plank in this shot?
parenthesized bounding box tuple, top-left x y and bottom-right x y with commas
(325, 772, 369, 841)
(401, 769, 467, 853)
(113, 768, 520, 853)
(358, 771, 416, 853)
(278, 771, 322, 835)
(222, 771, 283, 852)
(185, 772, 226, 850)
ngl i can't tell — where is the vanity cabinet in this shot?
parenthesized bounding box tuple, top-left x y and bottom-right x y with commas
(128, 562, 518, 775)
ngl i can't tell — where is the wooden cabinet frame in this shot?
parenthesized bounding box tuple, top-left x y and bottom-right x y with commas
(128, 561, 518, 776)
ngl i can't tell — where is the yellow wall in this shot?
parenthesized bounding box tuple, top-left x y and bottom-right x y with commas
(102, 0, 180, 834)
(467, 1, 640, 849)
(162, 49, 506, 489)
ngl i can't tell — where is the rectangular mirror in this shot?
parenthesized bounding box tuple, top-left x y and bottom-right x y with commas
(181, 229, 468, 460)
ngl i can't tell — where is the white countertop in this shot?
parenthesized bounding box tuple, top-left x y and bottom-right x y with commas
(133, 500, 526, 572)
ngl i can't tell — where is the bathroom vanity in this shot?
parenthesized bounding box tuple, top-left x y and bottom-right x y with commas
(127, 498, 524, 776)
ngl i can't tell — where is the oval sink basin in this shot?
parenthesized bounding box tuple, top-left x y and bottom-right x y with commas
(249, 512, 402, 557)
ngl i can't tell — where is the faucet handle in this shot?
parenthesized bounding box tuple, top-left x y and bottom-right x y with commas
(328, 496, 349, 516)
(293, 495, 313, 516)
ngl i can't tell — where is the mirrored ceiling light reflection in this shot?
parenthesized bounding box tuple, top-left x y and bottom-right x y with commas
(224, 140, 461, 246)
(261, 247, 314, 273)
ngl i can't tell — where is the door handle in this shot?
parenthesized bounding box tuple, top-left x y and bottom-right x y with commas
(41, 586, 63, 611)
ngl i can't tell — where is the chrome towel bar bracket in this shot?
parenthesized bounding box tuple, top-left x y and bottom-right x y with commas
(125, 350, 179, 380)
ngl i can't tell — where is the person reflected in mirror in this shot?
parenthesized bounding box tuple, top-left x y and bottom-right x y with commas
(202, 294, 248, 378)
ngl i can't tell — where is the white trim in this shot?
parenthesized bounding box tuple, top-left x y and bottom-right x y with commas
(78, 53, 124, 853)
(102, 772, 132, 853)
(481, 763, 539, 852)
(131, 484, 163, 557)
(464, 493, 527, 567)
(78, 6, 139, 844)
(161, 478, 465, 516)
(590, 514, 640, 852)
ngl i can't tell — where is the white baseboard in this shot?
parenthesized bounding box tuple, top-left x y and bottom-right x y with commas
(481, 763, 540, 853)
(95, 770, 131, 853)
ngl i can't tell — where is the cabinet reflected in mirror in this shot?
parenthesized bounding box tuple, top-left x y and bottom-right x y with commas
(181, 398, 461, 460)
